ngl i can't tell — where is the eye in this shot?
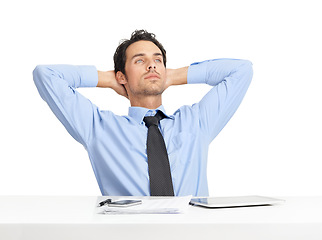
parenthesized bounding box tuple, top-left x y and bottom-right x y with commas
(155, 59, 162, 63)
(135, 59, 143, 63)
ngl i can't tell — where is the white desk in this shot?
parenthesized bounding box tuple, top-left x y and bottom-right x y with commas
(1, 196, 322, 240)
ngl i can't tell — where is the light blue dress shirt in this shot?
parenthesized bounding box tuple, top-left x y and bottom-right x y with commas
(33, 59, 253, 196)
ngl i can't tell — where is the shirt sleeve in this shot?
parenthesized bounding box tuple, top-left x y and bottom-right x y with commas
(33, 64, 99, 147)
(187, 59, 253, 143)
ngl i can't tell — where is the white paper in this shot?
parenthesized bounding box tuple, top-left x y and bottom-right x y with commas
(98, 195, 192, 214)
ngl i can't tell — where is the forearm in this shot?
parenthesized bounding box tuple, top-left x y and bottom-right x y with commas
(33, 65, 98, 102)
(188, 59, 253, 86)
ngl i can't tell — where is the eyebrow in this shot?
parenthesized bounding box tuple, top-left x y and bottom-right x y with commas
(131, 53, 162, 60)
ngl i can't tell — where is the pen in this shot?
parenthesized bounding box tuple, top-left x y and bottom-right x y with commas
(97, 198, 112, 207)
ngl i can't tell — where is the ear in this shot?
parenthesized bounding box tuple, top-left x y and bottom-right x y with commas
(116, 71, 127, 85)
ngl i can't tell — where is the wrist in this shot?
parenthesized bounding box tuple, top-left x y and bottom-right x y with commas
(97, 70, 115, 88)
(167, 67, 188, 86)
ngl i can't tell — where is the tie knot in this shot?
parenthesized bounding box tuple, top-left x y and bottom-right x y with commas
(143, 116, 159, 127)
(143, 111, 165, 128)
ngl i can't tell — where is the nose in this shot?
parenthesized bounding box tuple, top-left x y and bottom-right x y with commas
(147, 61, 156, 71)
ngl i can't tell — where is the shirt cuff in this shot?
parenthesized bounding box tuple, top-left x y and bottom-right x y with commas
(78, 65, 98, 87)
(187, 61, 208, 84)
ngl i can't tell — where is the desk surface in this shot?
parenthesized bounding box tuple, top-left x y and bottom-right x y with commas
(1, 196, 322, 240)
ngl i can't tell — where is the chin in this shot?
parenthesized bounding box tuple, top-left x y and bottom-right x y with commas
(143, 89, 164, 96)
(144, 84, 165, 95)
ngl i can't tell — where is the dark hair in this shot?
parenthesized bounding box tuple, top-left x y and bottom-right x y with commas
(113, 30, 166, 74)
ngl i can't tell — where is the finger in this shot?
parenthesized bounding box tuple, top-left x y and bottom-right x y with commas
(117, 85, 129, 99)
(122, 85, 129, 99)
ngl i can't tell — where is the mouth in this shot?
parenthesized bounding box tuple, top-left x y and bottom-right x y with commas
(144, 73, 160, 80)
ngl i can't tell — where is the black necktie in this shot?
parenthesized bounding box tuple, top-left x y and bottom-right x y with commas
(143, 111, 174, 196)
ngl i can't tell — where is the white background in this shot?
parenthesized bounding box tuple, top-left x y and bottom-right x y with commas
(0, 0, 321, 196)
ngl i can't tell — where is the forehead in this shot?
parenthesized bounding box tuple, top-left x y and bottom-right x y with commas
(126, 40, 161, 59)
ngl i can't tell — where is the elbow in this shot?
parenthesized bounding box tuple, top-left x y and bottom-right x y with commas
(33, 65, 46, 82)
(33, 65, 53, 86)
(32, 65, 52, 100)
(241, 59, 253, 71)
(241, 60, 253, 84)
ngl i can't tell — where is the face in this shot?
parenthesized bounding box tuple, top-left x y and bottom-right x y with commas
(118, 40, 166, 97)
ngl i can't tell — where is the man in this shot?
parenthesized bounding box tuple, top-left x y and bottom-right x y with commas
(33, 30, 253, 196)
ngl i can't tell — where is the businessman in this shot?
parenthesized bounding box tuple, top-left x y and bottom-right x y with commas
(33, 30, 253, 196)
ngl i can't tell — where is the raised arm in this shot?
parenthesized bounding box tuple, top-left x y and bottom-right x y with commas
(33, 65, 100, 146)
(188, 59, 253, 143)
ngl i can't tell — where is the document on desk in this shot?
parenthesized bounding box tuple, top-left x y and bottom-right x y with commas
(98, 195, 192, 214)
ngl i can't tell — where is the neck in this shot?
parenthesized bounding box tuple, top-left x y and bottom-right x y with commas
(130, 95, 162, 109)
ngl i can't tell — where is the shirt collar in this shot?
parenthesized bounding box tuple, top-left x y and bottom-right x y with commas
(128, 105, 173, 125)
